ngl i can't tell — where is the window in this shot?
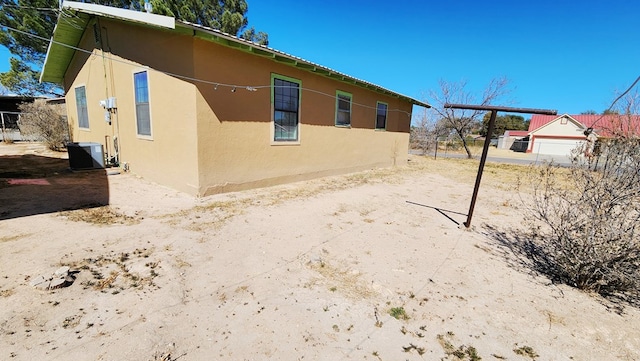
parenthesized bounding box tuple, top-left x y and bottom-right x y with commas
(375, 102, 388, 130)
(75, 86, 89, 129)
(134, 71, 151, 137)
(272, 75, 300, 141)
(335, 91, 351, 127)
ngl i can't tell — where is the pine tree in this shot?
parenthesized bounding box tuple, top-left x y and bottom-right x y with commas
(0, 0, 61, 95)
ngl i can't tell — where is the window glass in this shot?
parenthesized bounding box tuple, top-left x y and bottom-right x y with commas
(75, 86, 89, 128)
(134, 71, 151, 136)
(336, 92, 351, 126)
(273, 77, 300, 141)
(376, 102, 387, 129)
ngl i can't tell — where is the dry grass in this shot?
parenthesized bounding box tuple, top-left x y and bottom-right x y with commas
(306, 258, 376, 300)
(163, 166, 404, 231)
(0, 234, 31, 243)
(60, 205, 140, 226)
(0, 289, 15, 297)
(409, 155, 533, 191)
(63, 248, 159, 292)
(437, 331, 482, 360)
(161, 155, 532, 233)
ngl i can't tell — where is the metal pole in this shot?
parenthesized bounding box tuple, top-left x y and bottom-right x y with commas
(434, 136, 438, 159)
(464, 110, 497, 228)
(443, 103, 557, 229)
(1, 112, 5, 142)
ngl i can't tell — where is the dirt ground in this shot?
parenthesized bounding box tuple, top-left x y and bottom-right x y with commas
(1, 142, 638, 361)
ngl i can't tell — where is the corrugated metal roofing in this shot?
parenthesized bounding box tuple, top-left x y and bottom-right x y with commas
(39, 10, 91, 84)
(178, 21, 430, 108)
(40, 2, 430, 108)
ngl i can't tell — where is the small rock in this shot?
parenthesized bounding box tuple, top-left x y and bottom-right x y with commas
(35, 280, 51, 290)
(54, 266, 70, 277)
(308, 254, 323, 265)
(49, 278, 66, 290)
(29, 275, 47, 288)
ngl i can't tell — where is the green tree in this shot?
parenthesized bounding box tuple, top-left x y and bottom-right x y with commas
(86, 0, 268, 44)
(0, 0, 61, 96)
(480, 113, 528, 137)
(0, 0, 268, 96)
(581, 110, 597, 115)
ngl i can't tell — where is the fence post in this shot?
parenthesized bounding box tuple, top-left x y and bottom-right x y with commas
(1, 112, 5, 142)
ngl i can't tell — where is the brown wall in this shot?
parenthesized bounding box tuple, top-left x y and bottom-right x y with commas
(64, 18, 415, 196)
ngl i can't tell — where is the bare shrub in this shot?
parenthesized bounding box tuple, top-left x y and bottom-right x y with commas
(410, 106, 450, 154)
(18, 99, 69, 151)
(519, 135, 640, 302)
(1, 129, 16, 144)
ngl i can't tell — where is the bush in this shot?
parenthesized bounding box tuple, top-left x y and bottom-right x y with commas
(519, 137, 640, 302)
(18, 100, 69, 151)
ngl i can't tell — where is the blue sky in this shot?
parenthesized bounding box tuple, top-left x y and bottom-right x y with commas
(244, 0, 639, 115)
(1, 0, 638, 116)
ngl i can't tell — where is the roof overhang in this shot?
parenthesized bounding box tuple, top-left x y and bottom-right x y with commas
(40, 2, 429, 108)
(40, 1, 175, 84)
(177, 21, 429, 108)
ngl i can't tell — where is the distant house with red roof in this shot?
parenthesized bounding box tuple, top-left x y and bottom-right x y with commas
(503, 114, 640, 156)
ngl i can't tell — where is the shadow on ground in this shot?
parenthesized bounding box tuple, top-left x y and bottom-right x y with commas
(481, 223, 638, 312)
(0, 154, 109, 220)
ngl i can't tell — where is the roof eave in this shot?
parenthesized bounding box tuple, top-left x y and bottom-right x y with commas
(40, 1, 175, 85)
(40, 3, 429, 108)
(177, 21, 430, 108)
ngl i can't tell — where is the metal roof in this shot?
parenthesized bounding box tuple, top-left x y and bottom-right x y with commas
(529, 114, 640, 138)
(177, 21, 430, 108)
(40, 1, 175, 84)
(40, 2, 430, 108)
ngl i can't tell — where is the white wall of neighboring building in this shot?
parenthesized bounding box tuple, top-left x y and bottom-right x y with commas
(531, 138, 584, 156)
(528, 115, 587, 155)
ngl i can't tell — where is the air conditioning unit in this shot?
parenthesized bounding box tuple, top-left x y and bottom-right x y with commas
(67, 142, 105, 170)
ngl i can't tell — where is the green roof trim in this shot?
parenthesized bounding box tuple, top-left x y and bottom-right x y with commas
(40, 11, 91, 84)
(178, 22, 430, 108)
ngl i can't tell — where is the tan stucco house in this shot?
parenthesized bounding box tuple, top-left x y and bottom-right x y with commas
(40, 2, 429, 196)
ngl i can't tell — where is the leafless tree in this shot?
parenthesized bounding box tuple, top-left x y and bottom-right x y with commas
(18, 100, 69, 151)
(601, 89, 640, 138)
(410, 106, 450, 154)
(427, 77, 511, 158)
(518, 92, 640, 304)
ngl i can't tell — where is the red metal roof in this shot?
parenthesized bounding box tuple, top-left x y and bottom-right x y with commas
(504, 130, 528, 137)
(529, 114, 640, 137)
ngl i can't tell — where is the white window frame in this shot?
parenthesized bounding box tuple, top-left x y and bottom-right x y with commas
(75, 85, 89, 130)
(133, 70, 153, 139)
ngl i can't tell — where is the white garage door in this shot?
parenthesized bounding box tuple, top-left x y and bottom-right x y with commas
(533, 138, 584, 156)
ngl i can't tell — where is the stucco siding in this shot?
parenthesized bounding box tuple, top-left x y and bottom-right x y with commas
(196, 120, 408, 195)
(61, 16, 417, 196)
(189, 37, 412, 195)
(63, 19, 201, 195)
